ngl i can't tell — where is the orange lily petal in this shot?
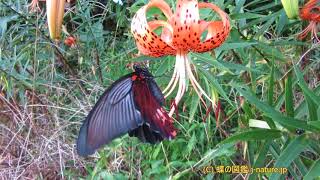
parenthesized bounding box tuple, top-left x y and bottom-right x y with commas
(131, 0, 230, 56)
(300, 0, 320, 22)
(171, 0, 201, 51)
(131, 0, 176, 57)
(193, 3, 230, 52)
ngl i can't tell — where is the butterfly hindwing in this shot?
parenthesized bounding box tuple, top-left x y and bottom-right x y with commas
(76, 74, 143, 156)
(132, 78, 177, 140)
(147, 78, 165, 105)
(77, 67, 177, 156)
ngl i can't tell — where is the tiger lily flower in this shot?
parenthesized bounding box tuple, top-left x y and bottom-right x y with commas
(131, 0, 230, 115)
(29, 0, 66, 40)
(298, 0, 320, 42)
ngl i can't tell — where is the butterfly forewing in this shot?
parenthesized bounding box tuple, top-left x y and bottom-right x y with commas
(147, 78, 165, 105)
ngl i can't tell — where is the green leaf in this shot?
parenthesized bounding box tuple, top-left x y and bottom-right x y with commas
(197, 143, 235, 167)
(249, 141, 272, 180)
(255, 17, 276, 38)
(198, 67, 234, 106)
(186, 133, 197, 154)
(230, 12, 265, 20)
(189, 94, 200, 123)
(304, 159, 320, 179)
(216, 42, 258, 51)
(285, 73, 294, 117)
(220, 129, 282, 145)
(305, 95, 318, 121)
(270, 135, 309, 179)
(275, 11, 288, 35)
(268, 59, 275, 106)
(234, 85, 319, 132)
(294, 66, 320, 107)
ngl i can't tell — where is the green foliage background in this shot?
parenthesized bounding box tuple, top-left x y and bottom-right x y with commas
(0, 0, 319, 179)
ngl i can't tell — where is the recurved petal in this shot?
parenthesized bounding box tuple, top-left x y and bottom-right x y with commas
(193, 2, 230, 53)
(131, 0, 176, 57)
(300, 0, 320, 21)
(171, 0, 201, 51)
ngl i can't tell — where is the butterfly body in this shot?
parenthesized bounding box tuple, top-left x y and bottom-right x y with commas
(77, 66, 176, 156)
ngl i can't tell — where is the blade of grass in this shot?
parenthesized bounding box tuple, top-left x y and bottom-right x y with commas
(304, 159, 320, 179)
(267, 59, 275, 106)
(249, 140, 272, 180)
(219, 129, 282, 145)
(270, 135, 309, 179)
(285, 72, 294, 117)
(294, 65, 320, 106)
(234, 85, 319, 132)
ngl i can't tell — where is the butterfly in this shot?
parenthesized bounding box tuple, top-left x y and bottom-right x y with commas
(76, 65, 177, 156)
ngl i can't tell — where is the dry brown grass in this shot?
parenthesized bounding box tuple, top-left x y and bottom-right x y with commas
(0, 90, 88, 179)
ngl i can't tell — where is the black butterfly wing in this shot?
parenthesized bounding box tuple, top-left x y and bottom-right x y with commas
(77, 73, 143, 156)
(147, 78, 165, 105)
(128, 78, 167, 144)
(130, 77, 177, 143)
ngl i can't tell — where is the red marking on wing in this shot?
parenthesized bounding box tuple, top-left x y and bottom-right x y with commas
(131, 75, 138, 81)
(133, 80, 177, 139)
